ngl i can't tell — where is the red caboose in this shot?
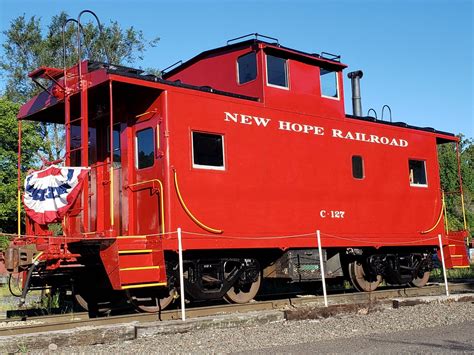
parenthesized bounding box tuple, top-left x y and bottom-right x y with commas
(3, 32, 469, 314)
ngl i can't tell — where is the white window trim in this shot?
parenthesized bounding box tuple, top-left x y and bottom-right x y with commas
(410, 183, 429, 188)
(409, 160, 428, 188)
(191, 132, 226, 171)
(236, 52, 257, 86)
(265, 54, 289, 90)
(135, 128, 155, 170)
(320, 69, 340, 101)
(134, 135, 139, 169)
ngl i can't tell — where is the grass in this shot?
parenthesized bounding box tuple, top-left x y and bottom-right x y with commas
(0, 284, 10, 297)
(0, 284, 42, 312)
(430, 264, 474, 281)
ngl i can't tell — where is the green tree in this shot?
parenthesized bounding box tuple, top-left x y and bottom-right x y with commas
(0, 12, 159, 248)
(1, 11, 159, 103)
(0, 98, 43, 247)
(438, 136, 474, 236)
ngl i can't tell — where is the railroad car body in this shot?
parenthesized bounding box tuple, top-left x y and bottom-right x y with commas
(3, 33, 470, 313)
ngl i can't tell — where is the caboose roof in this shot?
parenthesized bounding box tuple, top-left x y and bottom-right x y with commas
(163, 38, 347, 79)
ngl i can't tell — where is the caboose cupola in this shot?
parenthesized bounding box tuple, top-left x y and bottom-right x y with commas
(163, 33, 348, 119)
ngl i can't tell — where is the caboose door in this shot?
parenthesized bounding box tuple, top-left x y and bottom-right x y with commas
(130, 116, 163, 236)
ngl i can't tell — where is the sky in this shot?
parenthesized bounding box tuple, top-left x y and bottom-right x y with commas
(0, 0, 472, 138)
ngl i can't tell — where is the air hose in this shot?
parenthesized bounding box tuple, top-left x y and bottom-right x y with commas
(18, 252, 43, 306)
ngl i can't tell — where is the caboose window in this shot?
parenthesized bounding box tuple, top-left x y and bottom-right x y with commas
(266, 55, 288, 88)
(320, 68, 339, 99)
(409, 160, 427, 186)
(237, 52, 257, 84)
(192, 132, 224, 170)
(136, 128, 155, 169)
(352, 156, 364, 179)
(106, 124, 121, 163)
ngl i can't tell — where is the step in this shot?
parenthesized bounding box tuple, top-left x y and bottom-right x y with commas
(118, 251, 155, 269)
(440, 242, 470, 268)
(114, 235, 167, 288)
(119, 265, 165, 285)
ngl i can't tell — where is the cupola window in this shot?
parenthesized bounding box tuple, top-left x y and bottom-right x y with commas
(320, 68, 339, 99)
(237, 52, 257, 84)
(266, 55, 288, 88)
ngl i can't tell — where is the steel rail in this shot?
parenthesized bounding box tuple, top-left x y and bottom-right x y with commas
(1, 282, 472, 337)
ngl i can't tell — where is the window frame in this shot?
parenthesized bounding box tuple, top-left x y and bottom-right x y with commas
(408, 159, 428, 187)
(319, 68, 340, 100)
(191, 131, 226, 171)
(106, 123, 122, 163)
(135, 127, 155, 170)
(351, 155, 365, 180)
(265, 54, 289, 90)
(237, 51, 258, 85)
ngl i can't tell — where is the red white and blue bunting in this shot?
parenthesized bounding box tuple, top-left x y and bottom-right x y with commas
(23, 165, 90, 225)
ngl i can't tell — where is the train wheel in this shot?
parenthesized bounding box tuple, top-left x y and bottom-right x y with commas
(348, 261, 382, 292)
(126, 287, 176, 313)
(409, 271, 430, 288)
(73, 292, 113, 316)
(224, 272, 261, 304)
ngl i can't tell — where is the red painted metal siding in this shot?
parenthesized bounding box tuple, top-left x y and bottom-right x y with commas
(158, 87, 445, 250)
(166, 46, 263, 99)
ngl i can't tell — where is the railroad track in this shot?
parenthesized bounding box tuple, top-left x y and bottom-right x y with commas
(1, 281, 473, 337)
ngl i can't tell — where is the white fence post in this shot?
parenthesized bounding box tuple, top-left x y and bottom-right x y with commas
(317, 230, 328, 307)
(438, 234, 449, 297)
(177, 227, 186, 320)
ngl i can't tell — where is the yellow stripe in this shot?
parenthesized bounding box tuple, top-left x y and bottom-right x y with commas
(421, 191, 445, 234)
(452, 266, 470, 269)
(173, 170, 223, 234)
(126, 179, 165, 235)
(450, 255, 463, 258)
(121, 282, 167, 290)
(448, 244, 456, 247)
(118, 249, 153, 254)
(110, 166, 114, 227)
(120, 266, 160, 271)
(117, 235, 147, 239)
(17, 189, 21, 237)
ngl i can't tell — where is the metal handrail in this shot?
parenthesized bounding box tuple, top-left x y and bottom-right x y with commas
(62, 18, 88, 85)
(381, 105, 392, 123)
(125, 179, 165, 235)
(227, 33, 279, 46)
(367, 108, 377, 119)
(77, 10, 110, 84)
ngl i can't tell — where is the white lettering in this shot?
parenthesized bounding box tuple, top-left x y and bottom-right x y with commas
(253, 116, 271, 127)
(332, 129, 343, 138)
(344, 131, 355, 140)
(240, 114, 252, 125)
(278, 120, 292, 131)
(291, 123, 303, 132)
(303, 124, 313, 134)
(224, 112, 238, 123)
(370, 135, 380, 143)
(225, 111, 409, 148)
(315, 127, 325, 136)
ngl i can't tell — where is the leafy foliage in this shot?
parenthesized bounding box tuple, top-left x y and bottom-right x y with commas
(1, 11, 159, 103)
(438, 136, 474, 236)
(0, 98, 43, 246)
(0, 12, 159, 249)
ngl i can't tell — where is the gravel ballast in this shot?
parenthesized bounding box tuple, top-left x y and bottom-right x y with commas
(53, 299, 473, 354)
